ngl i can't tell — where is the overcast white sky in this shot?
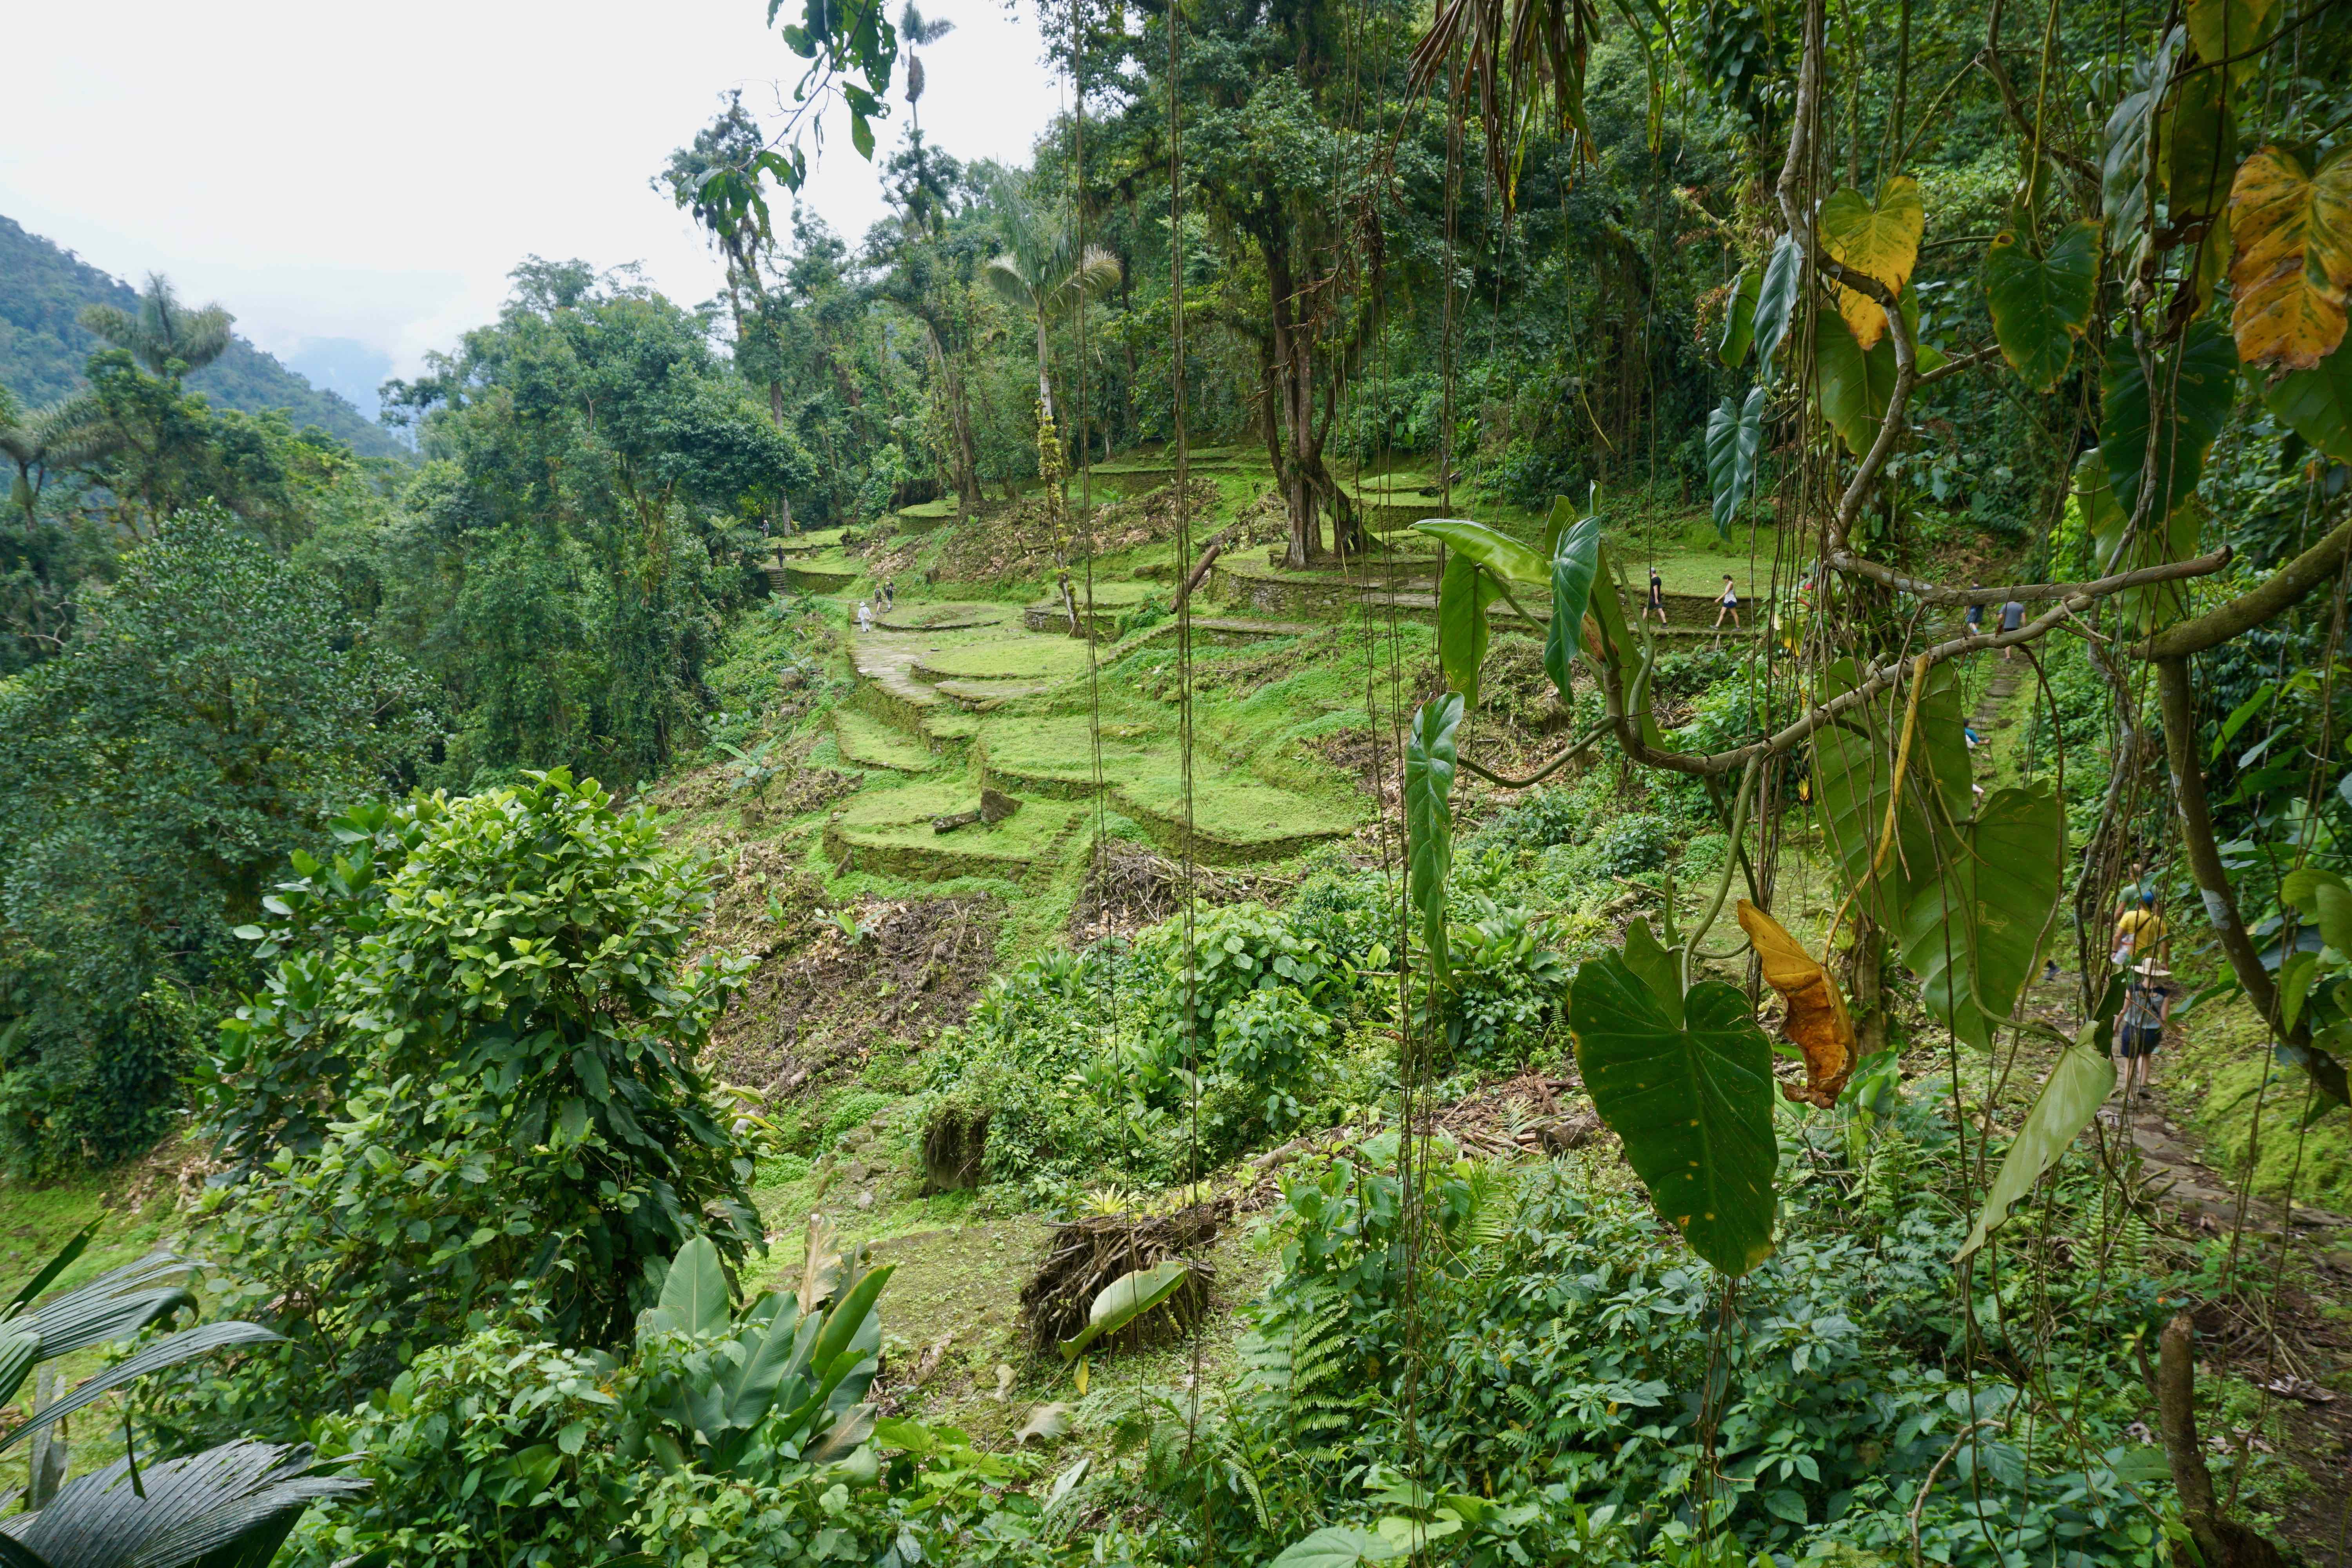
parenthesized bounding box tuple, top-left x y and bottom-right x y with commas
(1, 0, 1063, 408)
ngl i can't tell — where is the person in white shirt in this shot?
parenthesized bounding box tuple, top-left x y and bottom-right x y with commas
(857, 601, 873, 632)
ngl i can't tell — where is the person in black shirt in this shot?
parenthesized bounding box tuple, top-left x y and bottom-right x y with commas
(1645, 568, 1668, 625)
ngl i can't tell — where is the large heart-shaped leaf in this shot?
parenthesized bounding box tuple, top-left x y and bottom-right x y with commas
(2262, 342, 2352, 463)
(1751, 234, 1802, 377)
(1819, 177, 1924, 350)
(2102, 34, 2182, 281)
(1899, 782, 2064, 1052)
(1815, 300, 1902, 458)
(1706, 387, 1768, 542)
(2188, 0, 2279, 89)
(1437, 553, 1503, 711)
(2228, 144, 2352, 372)
(1406, 695, 1463, 984)
(1982, 222, 2102, 392)
(2100, 319, 2239, 519)
(2161, 67, 2237, 219)
(1570, 953, 1778, 1276)
(1809, 659, 1971, 927)
(1543, 512, 1601, 702)
(1955, 1031, 2116, 1260)
(1719, 267, 1761, 369)
(1270, 1527, 1404, 1568)
(1413, 517, 1546, 586)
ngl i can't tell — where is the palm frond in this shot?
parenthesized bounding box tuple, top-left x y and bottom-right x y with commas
(1, 1441, 365, 1568)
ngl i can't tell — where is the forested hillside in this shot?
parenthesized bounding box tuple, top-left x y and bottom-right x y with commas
(5, 0, 2352, 1563)
(0, 216, 403, 457)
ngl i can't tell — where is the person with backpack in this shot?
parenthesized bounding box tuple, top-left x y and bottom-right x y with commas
(2114, 960, 2174, 1103)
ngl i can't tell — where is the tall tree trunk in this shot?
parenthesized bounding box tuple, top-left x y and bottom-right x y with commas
(924, 323, 982, 517)
(1266, 236, 1323, 570)
(1034, 317, 1055, 425)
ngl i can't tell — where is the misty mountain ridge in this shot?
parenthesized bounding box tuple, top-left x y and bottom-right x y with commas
(0, 214, 405, 459)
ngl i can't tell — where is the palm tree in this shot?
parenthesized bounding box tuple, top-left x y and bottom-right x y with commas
(77, 274, 234, 379)
(0, 388, 117, 529)
(982, 176, 1121, 426)
(899, 2, 955, 130)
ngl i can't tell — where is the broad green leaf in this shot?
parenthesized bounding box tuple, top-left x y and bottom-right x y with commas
(2188, 0, 2279, 90)
(2100, 319, 2239, 519)
(1405, 696, 1463, 984)
(1437, 553, 1502, 711)
(1572, 953, 1777, 1275)
(1412, 517, 1546, 586)
(1819, 177, 1924, 350)
(1581, 544, 1667, 751)
(1810, 658, 1971, 927)
(1751, 235, 1802, 378)
(1955, 1033, 2116, 1259)
(1705, 386, 1768, 541)
(2077, 449, 2206, 632)
(1537, 492, 1580, 559)
(1620, 916, 1684, 1029)
(2162, 67, 2237, 218)
(1815, 300, 1900, 457)
(2280, 951, 2319, 1034)
(1900, 782, 2065, 1052)
(2263, 343, 2352, 463)
(2228, 144, 2352, 371)
(1269, 1527, 1405, 1568)
(1543, 513, 1602, 702)
(1982, 222, 2101, 392)
(811, 1263, 894, 1374)
(2282, 866, 2352, 956)
(1060, 1261, 1189, 1361)
(654, 1236, 731, 1339)
(1718, 267, 1760, 369)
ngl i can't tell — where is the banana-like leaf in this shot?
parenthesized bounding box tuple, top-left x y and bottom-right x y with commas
(1437, 553, 1503, 711)
(1570, 952, 1778, 1276)
(1750, 234, 1802, 378)
(794, 1212, 846, 1318)
(1060, 1261, 1190, 1361)
(1542, 512, 1602, 703)
(721, 1297, 808, 1434)
(1982, 222, 2101, 392)
(1405, 695, 1463, 985)
(2263, 342, 2352, 464)
(644, 1235, 731, 1340)
(1809, 659, 1971, 927)
(2100, 319, 2238, 520)
(1899, 783, 2064, 1052)
(1015, 1403, 1072, 1444)
(809, 1263, 893, 1375)
(1718, 267, 1760, 369)
(1412, 518, 1546, 586)
(1705, 387, 1767, 541)
(1, 1439, 365, 1568)
(1954, 1032, 2116, 1260)
(0, 1324, 283, 1454)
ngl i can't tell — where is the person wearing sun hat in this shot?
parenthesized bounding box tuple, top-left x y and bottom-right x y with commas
(2114, 957, 2174, 1103)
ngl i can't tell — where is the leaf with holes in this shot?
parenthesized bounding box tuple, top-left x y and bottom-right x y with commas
(1815, 301, 1901, 458)
(1571, 952, 1778, 1276)
(2263, 343, 2352, 463)
(1737, 900, 1855, 1109)
(1819, 178, 1924, 350)
(2228, 145, 2352, 372)
(2188, 0, 2280, 90)
(1900, 782, 2065, 1053)
(1955, 1030, 2116, 1260)
(1706, 387, 1768, 542)
(1406, 695, 1463, 984)
(1543, 512, 1601, 702)
(1982, 223, 2102, 392)
(1751, 234, 1802, 377)
(2100, 319, 2239, 518)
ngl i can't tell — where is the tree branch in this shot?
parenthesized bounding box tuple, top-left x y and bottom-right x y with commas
(2143, 516, 2352, 657)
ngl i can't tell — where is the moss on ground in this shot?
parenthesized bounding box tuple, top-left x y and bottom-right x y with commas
(833, 709, 936, 772)
(914, 638, 1098, 683)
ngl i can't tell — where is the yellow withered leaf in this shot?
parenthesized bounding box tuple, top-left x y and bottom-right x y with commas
(1820, 177, 1925, 351)
(2229, 145, 2352, 370)
(1736, 898, 1856, 1110)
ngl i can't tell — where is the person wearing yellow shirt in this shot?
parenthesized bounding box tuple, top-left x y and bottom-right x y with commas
(2112, 889, 2165, 965)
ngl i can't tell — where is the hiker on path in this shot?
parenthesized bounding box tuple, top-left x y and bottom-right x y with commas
(1645, 568, 1669, 625)
(2115, 959, 2174, 1103)
(1999, 596, 2025, 658)
(1965, 582, 1984, 635)
(857, 600, 873, 633)
(880, 580, 896, 612)
(1713, 574, 1741, 638)
(2113, 887, 2166, 966)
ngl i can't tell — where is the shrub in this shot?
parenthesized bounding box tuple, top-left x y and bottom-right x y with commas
(1206, 985, 1333, 1154)
(1445, 898, 1569, 1067)
(1590, 811, 1673, 878)
(168, 770, 760, 1439)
